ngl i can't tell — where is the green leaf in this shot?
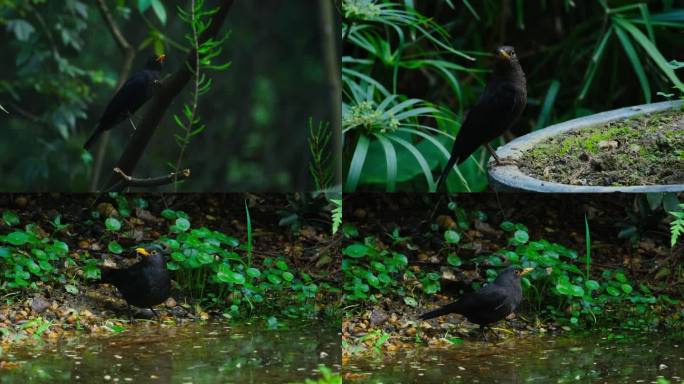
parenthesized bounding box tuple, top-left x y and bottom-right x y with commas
(64, 284, 79, 294)
(7, 19, 35, 41)
(447, 255, 462, 267)
(108, 241, 123, 254)
(403, 296, 417, 307)
(105, 218, 121, 231)
(343, 244, 368, 258)
(2, 211, 20, 226)
(171, 252, 186, 262)
(585, 280, 600, 291)
(345, 134, 370, 192)
(606, 286, 621, 296)
(150, 0, 166, 24)
(444, 230, 460, 244)
(275, 260, 289, 271)
(161, 209, 176, 219)
(6, 231, 29, 245)
(615, 272, 627, 283)
(500, 221, 515, 232)
(513, 230, 529, 244)
(447, 337, 464, 345)
(175, 218, 191, 232)
(621, 283, 633, 294)
(282, 271, 294, 282)
(246, 268, 261, 278)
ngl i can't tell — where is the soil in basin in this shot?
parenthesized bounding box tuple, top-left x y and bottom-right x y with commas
(518, 109, 684, 186)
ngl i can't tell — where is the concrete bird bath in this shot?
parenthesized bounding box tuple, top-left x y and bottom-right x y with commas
(489, 100, 684, 193)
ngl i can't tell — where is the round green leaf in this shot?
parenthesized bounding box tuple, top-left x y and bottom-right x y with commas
(444, 230, 460, 244)
(246, 268, 261, 278)
(108, 241, 123, 254)
(585, 280, 600, 291)
(513, 230, 529, 244)
(282, 271, 294, 282)
(500, 221, 515, 232)
(343, 244, 368, 258)
(3, 211, 20, 226)
(175, 218, 191, 232)
(6, 231, 29, 245)
(606, 286, 620, 296)
(621, 283, 633, 294)
(105, 218, 121, 231)
(447, 255, 462, 267)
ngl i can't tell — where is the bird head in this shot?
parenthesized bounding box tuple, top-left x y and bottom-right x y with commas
(145, 54, 166, 71)
(495, 266, 534, 284)
(135, 244, 165, 259)
(496, 46, 517, 61)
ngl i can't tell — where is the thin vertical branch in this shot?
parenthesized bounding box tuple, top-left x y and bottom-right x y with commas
(173, 0, 201, 192)
(318, 0, 343, 189)
(91, 0, 136, 191)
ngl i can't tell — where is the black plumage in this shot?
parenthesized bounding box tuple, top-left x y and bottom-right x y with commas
(436, 46, 527, 191)
(84, 54, 165, 150)
(419, 267, 533, 340)
(96, 244, 170, 320)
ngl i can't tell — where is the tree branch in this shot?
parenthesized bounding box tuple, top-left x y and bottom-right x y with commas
(91, 0, 138, 192)
(104, 0, 235, 191)
(106, 167, 191, 192)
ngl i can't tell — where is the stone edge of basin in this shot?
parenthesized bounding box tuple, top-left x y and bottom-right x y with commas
(488, 100, 684, 193)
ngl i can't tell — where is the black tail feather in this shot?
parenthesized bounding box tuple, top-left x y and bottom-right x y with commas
(435, 155, 460, 192)
(418, 302, 461, 320)
(83, 124, 103, 150)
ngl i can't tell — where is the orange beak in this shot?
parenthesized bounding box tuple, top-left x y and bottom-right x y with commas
(156, 54, 166, 63)
(497, 48, 511, 60)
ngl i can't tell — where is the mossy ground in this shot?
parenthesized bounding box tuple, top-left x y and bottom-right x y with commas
(519, 110, 684, 186)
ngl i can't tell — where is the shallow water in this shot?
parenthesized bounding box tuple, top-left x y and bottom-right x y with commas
(344, 332, 684, 383)
(1, 321, 340, 383)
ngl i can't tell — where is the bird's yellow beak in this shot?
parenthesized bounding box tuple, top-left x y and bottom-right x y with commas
(520, 267, 534, 276)
(135, 247, 150, 257)
(498, 49, 511, 60)
(156, 54, 166, 63)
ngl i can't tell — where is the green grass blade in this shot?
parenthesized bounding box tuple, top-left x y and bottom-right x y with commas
(614, 23, 652, 103)
(534, 80, 561, 131)
(375, 134, 397, 192)
(344, 134, 370, 192)
(387, 134, 435, 191)
(579, 27, 614, 101)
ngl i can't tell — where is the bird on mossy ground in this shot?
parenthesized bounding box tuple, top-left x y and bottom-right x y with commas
(84, 54, 166, 150)
(436, 46, 527, 191)
(94, 244, 170, 322)
(419, 267, 533, 341)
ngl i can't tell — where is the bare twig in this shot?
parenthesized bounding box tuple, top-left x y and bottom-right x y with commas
(90, 0, 137, 192)
(106, 167, 191, 191)
(104, 0, 235, 192)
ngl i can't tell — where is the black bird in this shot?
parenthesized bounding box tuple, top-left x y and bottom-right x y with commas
(95, 244, 170, 321)
(419, 267, 533, 340)
(436, 46, 527, 191)
(84, 54, 166, 150)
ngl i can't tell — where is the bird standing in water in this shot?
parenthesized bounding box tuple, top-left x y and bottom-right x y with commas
(419, 267, 533, 341)
(84, 54, 166, 150)
(436, 46, 527, 191)
(94, 244, 170, 322)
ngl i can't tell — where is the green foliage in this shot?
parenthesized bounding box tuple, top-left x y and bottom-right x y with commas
(669, 203, 684, 247)
(343, 0, 684, 192)
(171, 0, 232, 191)
(294, 365, 342, 384)
(308, 118, 335, 191)
(0, 219, 91, 290)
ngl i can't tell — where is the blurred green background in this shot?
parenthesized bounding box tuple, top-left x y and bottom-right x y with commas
(1, 0, 337, 191)
(342, 0, 684, 192)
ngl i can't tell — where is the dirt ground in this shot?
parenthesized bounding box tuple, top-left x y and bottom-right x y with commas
(518, 110, 684, 186)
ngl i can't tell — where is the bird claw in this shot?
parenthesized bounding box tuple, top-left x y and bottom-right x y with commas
(490, 158, 518, 167)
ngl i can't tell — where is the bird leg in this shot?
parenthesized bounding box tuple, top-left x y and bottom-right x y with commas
(485, 143, 517, 167)
(127, 304, 134, 324)
(479, 326, 489, 343)
(127, 113, 138, 131)
(150, 307, 161, 324)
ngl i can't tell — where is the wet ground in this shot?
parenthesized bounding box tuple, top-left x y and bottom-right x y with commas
(344, 332, 684, 383)
(0, 320, 340, 383)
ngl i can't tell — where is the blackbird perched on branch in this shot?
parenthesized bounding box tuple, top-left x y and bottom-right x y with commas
(84, 54, 166, 150)
(95, 244, 170, 321)
(419, 267, 533, 341)
(436, 46, 527, 191)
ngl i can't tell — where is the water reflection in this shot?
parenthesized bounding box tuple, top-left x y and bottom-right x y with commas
(345, 333, 684, 383)
(1, 321, 340, 383)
